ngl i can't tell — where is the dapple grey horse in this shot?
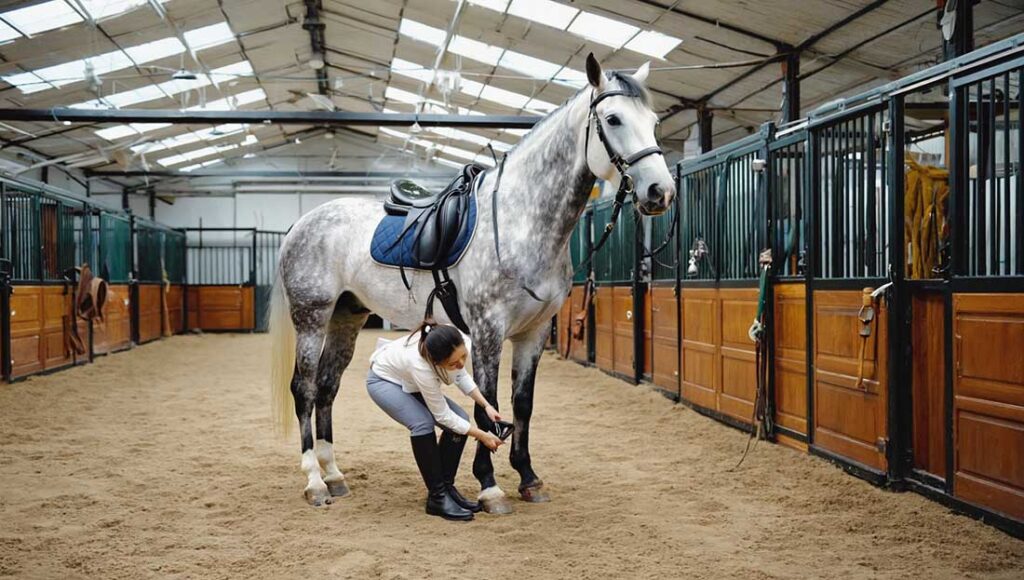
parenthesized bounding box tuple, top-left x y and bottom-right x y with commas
(269, 54, 675, 512)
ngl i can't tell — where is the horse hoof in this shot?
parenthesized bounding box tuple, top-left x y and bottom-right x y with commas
(519, 482, 550, 503)
(326, 479, 351, 498)
(481, 496, 515, 515)
(304, 486, 333, 507)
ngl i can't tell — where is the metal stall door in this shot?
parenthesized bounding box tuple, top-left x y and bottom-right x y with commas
(808, 103, 893, 477)
(768, 128, 810, 448)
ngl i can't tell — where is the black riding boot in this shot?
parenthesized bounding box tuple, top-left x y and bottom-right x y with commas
(439, 431, 481, 513)
(410, 434, 473, 521)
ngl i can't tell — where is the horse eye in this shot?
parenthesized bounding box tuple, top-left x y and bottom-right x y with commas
(605, 115, 621, 127)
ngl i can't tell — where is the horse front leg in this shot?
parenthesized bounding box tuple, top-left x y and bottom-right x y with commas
(510, 322, 551, 503)
(469, 323, 514, 515)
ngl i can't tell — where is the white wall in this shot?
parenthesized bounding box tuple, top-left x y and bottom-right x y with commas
(127, 193, 378, 231)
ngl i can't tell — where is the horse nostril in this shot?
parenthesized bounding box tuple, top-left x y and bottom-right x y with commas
(647, 183, 665, 202)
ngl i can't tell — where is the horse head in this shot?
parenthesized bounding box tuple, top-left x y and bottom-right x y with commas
(583, 53, 674, 216)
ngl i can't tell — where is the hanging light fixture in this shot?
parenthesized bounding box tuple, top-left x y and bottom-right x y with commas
(308, 51, 326, 70)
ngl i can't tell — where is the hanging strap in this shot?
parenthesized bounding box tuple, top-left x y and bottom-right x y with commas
(491, 155, 506, 267)
(425, 268, 471, 334)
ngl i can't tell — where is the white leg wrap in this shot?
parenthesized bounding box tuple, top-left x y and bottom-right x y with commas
(315, 439, 345, 482)
(301, 449, 328, 491)
(478, 485, 506, 502)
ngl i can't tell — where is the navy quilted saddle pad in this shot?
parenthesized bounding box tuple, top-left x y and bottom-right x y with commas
(370, 194, 477, 269)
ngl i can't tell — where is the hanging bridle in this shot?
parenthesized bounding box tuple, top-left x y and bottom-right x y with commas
(573, 87, 664, 274)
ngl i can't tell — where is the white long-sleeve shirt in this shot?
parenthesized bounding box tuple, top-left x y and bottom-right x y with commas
(369, 332, 479, 434)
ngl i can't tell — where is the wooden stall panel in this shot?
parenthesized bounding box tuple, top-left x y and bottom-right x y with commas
(812, 290, 888, 472)
(681, 288, 718, 410)
(186, 287, 199, 331)
(556, 291, 572, 357)
(9, 286, 43, 378)
(719, 288, 758, 423)
(773, 283, 808, 442)
(594, 286, 614, 372)
(42, 286, 73, 370)
(556, 286, 588, 363)
(568, 286, 589, 363)
(650, 286, 679, 393)
(612, 286, 634, 377)
(94, 285, 132, 355)
(642, 286, 652, 380)
(953, 294, 1024, 521)
(912, 291, 946, 479)
(137, 285, 162, 344)
(167, 285, 185, 335)
(194, 286, 255, 331)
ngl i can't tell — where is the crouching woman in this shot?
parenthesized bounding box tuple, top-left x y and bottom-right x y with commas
(367, 319, 503, 521)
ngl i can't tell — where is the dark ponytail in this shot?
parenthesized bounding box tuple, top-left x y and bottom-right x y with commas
(409, 318, 464, 382)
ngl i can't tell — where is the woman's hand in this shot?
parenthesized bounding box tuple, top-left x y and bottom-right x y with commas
(469, 427, 503, 452)
(485, 404, 502, 424)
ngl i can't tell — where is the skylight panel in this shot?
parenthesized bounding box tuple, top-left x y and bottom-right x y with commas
(566, 11, 638, 49)
(78, 0, 168, 21)
(0, 20, 20, 43)
(31, 50, 133, 89)
(398, 18, 444, 46)
(3, 71, 49, 93)
(132, 122, 172, 133)
(99, 122, 172, 142)
(191, 88, 266, 111)
(504, 128, 530, 136)
(385, 86, 422, 105)
(478, 84, 530, 110)
(379, 127, 410, 139)
(88, 50, 136, 76)
(525, 98, 558, 114)
(467, 0, 509, 10)
(449, 36, 503, 67)
(210, 60, 254, 78)
(459, 79, 485, 99)
(434, 157, 463, 169)
(95, 125, 139, 141)
(390, 58, 434, 83)
(473, 154, 497, 167)
(440, 145, 478, 161)
(180, 163, 204, 172)
(183, 22, 235, 50)
(499, 50, 561, 80)
(124, 37, 185, 64)
(428, 127, 511, 151)
(104, 84, 166, 107)
(33, 59, 87, 86)
(2, 1, 82, 36)
(553, 66, 588, 88)
(507, 0, 578, 29)
(625, 30, 681, 59)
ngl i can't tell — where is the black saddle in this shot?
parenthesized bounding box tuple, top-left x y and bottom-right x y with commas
(384, 164, 484, 269)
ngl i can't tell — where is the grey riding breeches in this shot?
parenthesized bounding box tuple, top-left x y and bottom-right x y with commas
(366, 368, 468, 437)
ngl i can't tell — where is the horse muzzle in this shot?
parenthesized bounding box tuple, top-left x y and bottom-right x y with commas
(638, 182, 674, 216)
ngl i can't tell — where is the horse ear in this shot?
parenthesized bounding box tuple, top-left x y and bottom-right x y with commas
(633, 61, 650, 85)
(585, 53, 605, 90)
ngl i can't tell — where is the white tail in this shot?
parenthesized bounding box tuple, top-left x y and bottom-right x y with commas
(268, 274, 296, 435)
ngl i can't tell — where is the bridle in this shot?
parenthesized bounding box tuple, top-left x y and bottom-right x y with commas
(574, 87, 664, 273)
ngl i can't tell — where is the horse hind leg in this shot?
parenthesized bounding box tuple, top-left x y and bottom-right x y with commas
(291, 302, 335, 507)
(314, 293, 370, 498)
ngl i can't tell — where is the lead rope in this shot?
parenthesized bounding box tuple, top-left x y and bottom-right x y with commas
(734, 249, 773, 470)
